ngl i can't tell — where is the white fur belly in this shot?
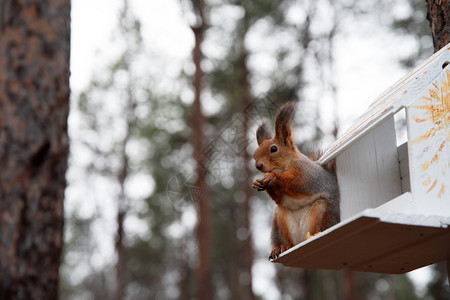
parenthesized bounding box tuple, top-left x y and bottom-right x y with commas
(284, 207, 311, 245)
(275, 193, 327, 246)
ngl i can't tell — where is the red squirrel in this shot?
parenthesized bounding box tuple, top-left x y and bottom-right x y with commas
(252, 101, 340, 260)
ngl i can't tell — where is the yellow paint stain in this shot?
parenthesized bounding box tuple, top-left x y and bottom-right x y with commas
(412, 116, 427, 123)
(432, 140, 446, 161)
(411, 127, 437, 145)
(422, 177, 432, 186)
(421, 140, 447, 171)
(421, 161, 430, 171)
(427, 179, 438, 193)
(438, 184, 446, 198)
(409, 104, 433, 110)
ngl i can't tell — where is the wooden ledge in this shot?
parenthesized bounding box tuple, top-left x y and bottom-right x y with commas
(273, 195, 450, 274)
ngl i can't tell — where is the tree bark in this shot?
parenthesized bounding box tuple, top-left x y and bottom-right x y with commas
(240, 48, 255, 300)
(115, 209, 126, 300)
(0, 0, 70, 299)
(191, 1, 212, 298)
(114, 2, 137, 298)
(114, 62, 135, 300)
(426, 0, 450, 52)
(343, 270, 355, 300)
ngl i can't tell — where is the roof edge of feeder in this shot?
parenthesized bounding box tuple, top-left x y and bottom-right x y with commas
(319, 43, 450, 164)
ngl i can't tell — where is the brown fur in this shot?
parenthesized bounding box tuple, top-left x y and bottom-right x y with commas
(308, 200, 326, 234)
(252, 101, 340, 260)
(309, 152, 336, 172)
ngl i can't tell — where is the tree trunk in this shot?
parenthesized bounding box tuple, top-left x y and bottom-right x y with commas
(0, 0, 70, 299)
(343, 270, 355, 300)
(240, 48, 255, 300)
(115, 209, 126, 300)
(114, 70, 135, 300)
(191, 1, 212, 298)
(426, 0, 450, 52)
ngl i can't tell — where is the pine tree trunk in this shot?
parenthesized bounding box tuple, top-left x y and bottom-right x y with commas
(191, 1, 212, 298)
(343, 270, 355, 300)
(240, 48, 255, 300)
(426, 0, 450, 52)
(114, 29, 134, 299)
(0, 0, 70, 298)
(114, 83, 134, 300)
(115, 209, 126, 300)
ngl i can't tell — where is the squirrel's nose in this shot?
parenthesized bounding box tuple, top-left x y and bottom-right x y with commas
(256, 162, 263, 171)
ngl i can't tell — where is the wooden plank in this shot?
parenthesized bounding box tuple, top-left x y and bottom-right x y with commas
(336, 117, 402, 220)
(273, 209, 450, 274)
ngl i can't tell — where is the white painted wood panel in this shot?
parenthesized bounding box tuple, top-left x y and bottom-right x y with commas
(406, 67, 450, 215)
(336, 117, 402, 220)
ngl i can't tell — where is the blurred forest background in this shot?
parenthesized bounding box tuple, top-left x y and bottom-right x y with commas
(59, 0, 447, 299)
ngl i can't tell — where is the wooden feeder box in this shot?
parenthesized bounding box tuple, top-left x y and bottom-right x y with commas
(273, 44, 450, 277)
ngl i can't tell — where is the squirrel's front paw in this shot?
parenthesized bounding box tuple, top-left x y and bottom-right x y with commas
(252, 178, 266, 191)
(253, 172, 275, 191)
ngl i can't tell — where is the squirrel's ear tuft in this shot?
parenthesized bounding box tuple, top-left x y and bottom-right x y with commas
(256, 122, 273, 145)
(275, 101, 296, 149)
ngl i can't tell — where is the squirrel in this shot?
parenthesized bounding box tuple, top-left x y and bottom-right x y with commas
(252, 101, 340, 260)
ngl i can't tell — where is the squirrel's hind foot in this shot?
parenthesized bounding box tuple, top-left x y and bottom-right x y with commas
(268, 245, 290, 260)
(305, 231, 321, 240)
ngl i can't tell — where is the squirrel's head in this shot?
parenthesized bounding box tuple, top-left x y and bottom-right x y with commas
(253, 101, 299, 174)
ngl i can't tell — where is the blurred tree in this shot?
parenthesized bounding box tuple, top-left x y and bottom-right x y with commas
(0, 0, 70, 298)
(60, 211, 108, 298)
(424, 262, 450, 300)
(61, 0, 153, 298)
(389, 0, 432, 68)
(207, 0, 286, 297)
(63, 10, 199, 300)
(239, 35, 256, 300)
(134, 92, 195, 299)
(111, 1, 141, 298)
(188, 0, 213, 299)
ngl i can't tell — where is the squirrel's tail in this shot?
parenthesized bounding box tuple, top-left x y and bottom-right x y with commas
(309, 151, 336, 173)
(321, 159, 336, 173)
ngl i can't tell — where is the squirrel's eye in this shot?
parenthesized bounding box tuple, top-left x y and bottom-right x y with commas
(270, 145, 278, 153)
